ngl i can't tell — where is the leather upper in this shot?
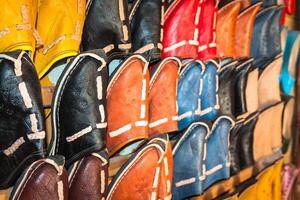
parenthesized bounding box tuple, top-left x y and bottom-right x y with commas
(130, 0, 164, 62)
(177, 60, 219, 131)
(172, 122, 209, 199)
(258, 56, 282, 110)
(0, 51, 45, 189)
(149, 57, 181, 137)
(50, 50, 108, 167)
(9, 156, 68, 200)
(282, 97, 295, 154)
(0, 0, 38, 54)
(234, 59, 253, 117)
(162, 0, 200, 59)
(245, 67, 259, 114)
(106, 55, 149, 155)
(203, 116, 235, 190)
(69, 151, 109, 200)
(197, 0, 218, 60)
(218, 60, 238, 116)
(250, 6, 283, 68)
(34, 0, 85, 79)
(235, 3, 261, 58)
(216, 1, 241, 58)
(81, 0, 131, 58)
(107, 135, 173, 200)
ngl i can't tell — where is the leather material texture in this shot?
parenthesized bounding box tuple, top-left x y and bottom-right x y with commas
(216, 1, 241, 58)
(172, 122, 209, 199)
(107, 55, 149, 155)
(253, 102, 284, 161)
(250, 6, 283, 68)
(218, 60, 238, 116)
(258, 56, 282, 110)
(238, 181, 258, 200)
(162, 0, 200, 59)
(280, 30, 300, 95)
(197, 0, 218, 60)
(107, 136, 173, 200)
(282, 98, 295, 154)
(203, 116, 235, 190)
(0, 0, 38, 54)
(50, 50, 108, 167)
(69, 151, 109, 200)
(235, 3, 261, 58)
(256, 166, 274, 200)
(129, 0, 164, 62)
(149, 57, 181, 137)
(9, 156, 68, 200)
(234, 59, 253, 117)
(0, 51, 45, 189)
(81, 0, 131, 58)
(177, 60, 219, 131)
(245, 67, 259, 114)
(272, 159, 283, 200)
(34, 0, 85, 79)
(251, 0, 277, 6)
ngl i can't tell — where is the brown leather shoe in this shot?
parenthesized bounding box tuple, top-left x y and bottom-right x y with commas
(107, 55, 149, 155)
(216, 1, 241, 58)
(68, 151, 109, 200)
(235, 3, 261, 58)
(107, 136, 173, 200)
(148, 57, 181, 137)
(9, 156, 68, 200)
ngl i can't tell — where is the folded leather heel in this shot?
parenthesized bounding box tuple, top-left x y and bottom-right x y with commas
(235, 3, 261, 59)
(162, 0, 201, 59)
(172, 122, 209, 199)
(203, 116, 235, 190)
(216, 1, 241, 58)
(253, 102, 284, 162)
(107, 54, 149, 155)
(280, 30, 300, 95)
(107, 135, 173, 200)
(197, 0, 218, 60)
(50, 49, 108, 164)
(251, 6, 283, 68)
(258, 56, 282, 110)
(129, 0, 164, 62)
(81, 0, 131, 57)
(245, 65, 259, 114)
(68, 151, 109, 200)
(234, 58, 253, 117)
(148, 57, 181, 137)
(0, 51, 46, 189)
(9, 156, 68, 200)
(0, 0, 38, 54)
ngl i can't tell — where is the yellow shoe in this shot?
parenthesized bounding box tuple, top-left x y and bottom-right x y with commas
(0, 0, 38, 54)
(239, 182, 257, 200)
(256, 166, 275, 200)
(272, 160, 283, 200)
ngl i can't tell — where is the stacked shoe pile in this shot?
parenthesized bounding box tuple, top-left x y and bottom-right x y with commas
(0, 0, 299, 199)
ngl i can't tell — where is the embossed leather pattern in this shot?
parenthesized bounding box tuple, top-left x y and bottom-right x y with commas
(172, 122, 209, 199)
(149, 57, 181, 137)
(203, 116, 235, 190)
(130, 0, 164, 62)
(0, 51, 45, 189)
(9, 156, 68, 200)
(216, 1, 241, 58)
(107, 55, 149, 155)
(50, 50, 108, 167)
(81, 0, 131, 58)
(107, 136, 173, 200)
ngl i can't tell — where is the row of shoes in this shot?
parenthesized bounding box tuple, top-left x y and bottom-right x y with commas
(0, 0, 299, 200)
